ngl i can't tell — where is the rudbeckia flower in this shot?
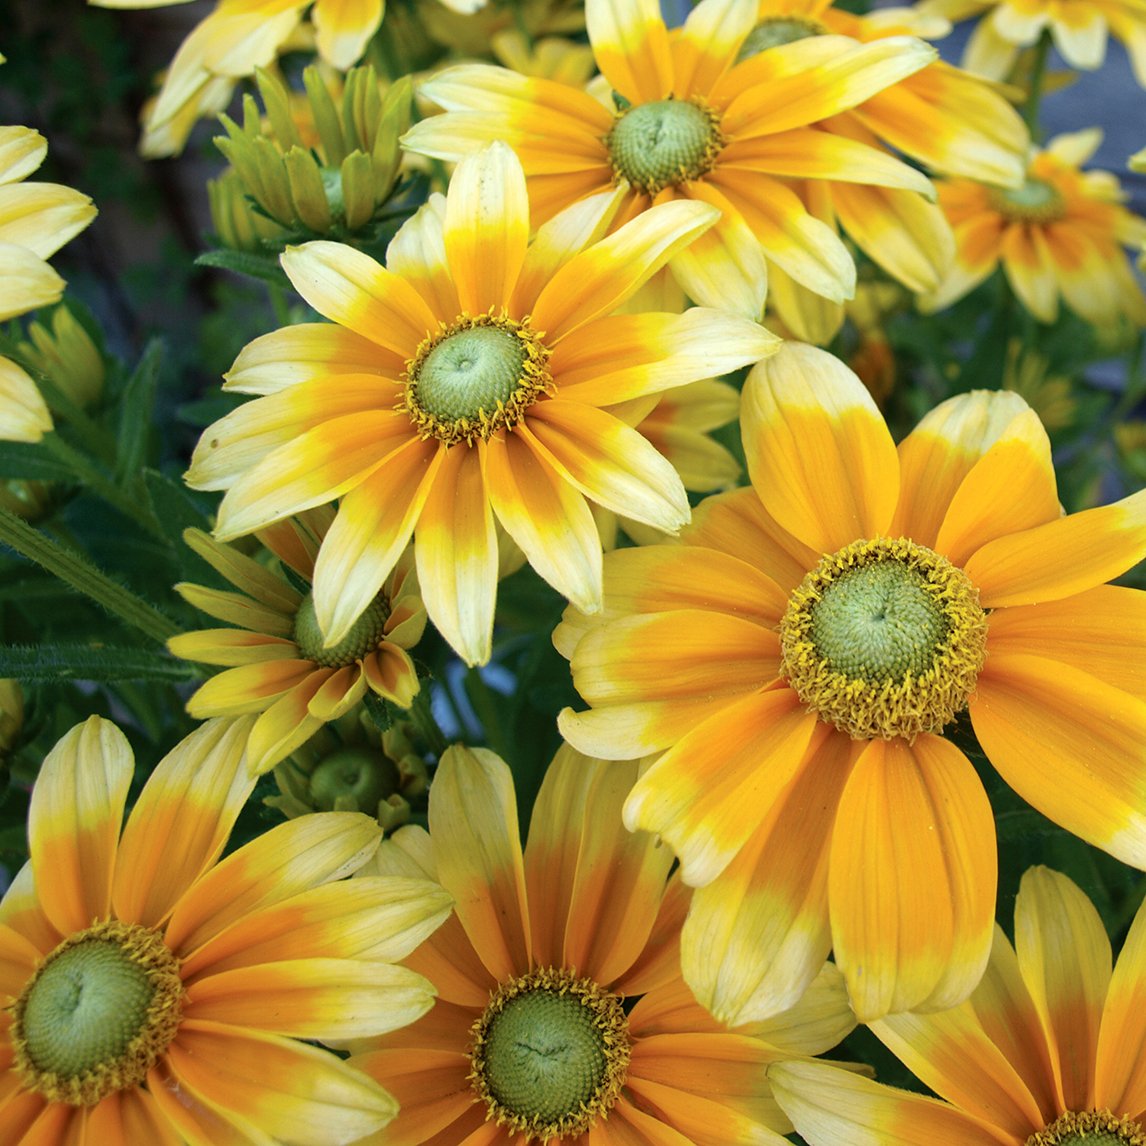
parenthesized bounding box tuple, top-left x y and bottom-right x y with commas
(771, 865, 1146, 1146)
(0, 124, 96, 442)
(403, 0, 939, 321)
(186, 142, 776, 666)
(557, 342, 1146, 1024)
(925, 129, 1146, 326)
(0, 715, 453, 1143)
(167, 510, 425, 773)
(921, 0, 1146, 85)
(348, 741, 859, 1144)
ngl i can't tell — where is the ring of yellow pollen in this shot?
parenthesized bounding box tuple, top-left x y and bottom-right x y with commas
(737, 15, 826, 60)
(1026, 1110, 1146, 1145)
(404, 311, 553, 447)
(293, 590, 389, 667)
(989, 177, 1067, 224)
(11, 919, 184, 1105)
(779, 536, 988, 740)
(469, 966, 631, 1140)
(606, 96, 725, 197)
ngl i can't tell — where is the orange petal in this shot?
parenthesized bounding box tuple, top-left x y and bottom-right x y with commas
(829, 735, 996, 1022)
(82, 1086, 182, 1146)
(363, 644, 421, 708)
(112, 718, 257, 929)
(164, 812, 382, 956)
(0, 923, 42, 999)
(624, 687, 818, 887)
(146, 1058, 267, 1146)
(586, 0, 674, 103)
(244, 673, 330, 773)
(671, 0, 756, 97)
(1013, 866, 1111, 1113)
(971, 653, 1146, 868)
(429, 745, 531, 983)
(741, 342, 898, 554)
(185, 658, 317, 718)
(0, 861, 60, 956)
(28, 717, 132, 936)
(1096, 887, 1146, 1116)
(964, 490, 1146, 607)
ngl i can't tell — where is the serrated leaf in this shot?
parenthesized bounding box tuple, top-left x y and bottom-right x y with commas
(196, 248, 289, 287)
(0, 643, 197, 683)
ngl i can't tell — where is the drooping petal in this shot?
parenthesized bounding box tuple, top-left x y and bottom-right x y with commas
(243, 674, 331, 773)
(741, 342, 899, 554)
(0, 242, 63, 323)
(112, 718, 256, 928)
(185, 659, 317, 718)
(0, 182, 97, 259)
(28, 716, 133, 936)
(0, 357, 52, 443)
(972, 654, 1146, 869)
(829, 735, 996, 1022)
(428, 745, 531, 983)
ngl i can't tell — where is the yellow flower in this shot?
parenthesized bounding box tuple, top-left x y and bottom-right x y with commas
(348, 741, 858, 1144)
(772, 865, 1146, 1146)
(925, 129, 1146, 326)
(0, 715, 453, 1143)
(404, 0, 940, 321)
(186, 142, 776, 666)
(557, 341, 1146, 1025)
(921, 0, 1146, 84)
(0, 126, 96, 442)
(167, 510, 426, 773)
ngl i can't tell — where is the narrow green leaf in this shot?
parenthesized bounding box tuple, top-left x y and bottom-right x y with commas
(0, 643, 197, 683)
(115, 340, 163, 483)
(0, 441, 77, 481)
(195, 248, 288, 287)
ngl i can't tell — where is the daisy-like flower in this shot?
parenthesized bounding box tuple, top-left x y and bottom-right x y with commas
(557, 341, 1146, 1025)
(348, 741, 859, 1144)
(771, 865, 1146, 1146)
(0, 123, 96, 442)
(925, 128, 1146, 326)
(403, 0, 940, 321)
(920, 0, 1146, 85)
(186, 142, 776, 666)
(0, 715, 453, 1144)
(167, 510, 425, 773)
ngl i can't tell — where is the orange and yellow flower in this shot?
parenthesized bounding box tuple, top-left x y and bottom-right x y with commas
(0, 715, 453, 1144)
(771, 865, 1146, 1146)
(186, 142, 776, 666)
(403, 0, 941, 321)
(925, 128, 1146, 326)
(0, 123, 96, 442)
(348, 741, 858, 1144)
(167, 509, 425, 773)
(557, 341, 1146, 1025)
(921, 0, 1146, 85)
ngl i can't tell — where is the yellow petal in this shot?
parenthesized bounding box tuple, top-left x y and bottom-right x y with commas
(671, 0, 756, 97)
(28, 716, 132, 935)
(0, 182, 96, 259)
(1096, 887, 1146, 1115)
(0, 356, 52, 443)
(0, 126, 46, 185)
(168, 628, 296, 667)
(386, 194, 460, 322)
(0, 241, 63, 322)
(586, 0, 674, 104)
(312, 0, 382, 68)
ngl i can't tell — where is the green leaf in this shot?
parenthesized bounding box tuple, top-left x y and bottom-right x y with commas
(0, 441, 77, 481)
(196, 248, 289, 287)
(363, 691, 394, 732)
(0, 643, 197, 683)
(142, 469, 222, 586)
(115, 340, 163, 483)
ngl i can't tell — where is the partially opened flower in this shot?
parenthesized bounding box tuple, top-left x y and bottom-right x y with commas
(186, 142, 776, 666)
(0, 124, 96, 442)
(349, 741, 858, 1144)
(0, 715, 453, 1144)
(404, 0, 939, 321)
(771, 865, 1146, 1146)
(167, 510, 425, 773)
(925, 128, 1146, 327)
(558, 341, 1146, 1025)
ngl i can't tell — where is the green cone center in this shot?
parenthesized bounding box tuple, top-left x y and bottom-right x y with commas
(737, 16, 824, 59)
(415, 325, 527, 423)
(780, 537, 988, 740)
(607, 98, 722, 196)
(992, 177, 1065, 222)
(470, 968, 631, 1139)
(12, 920, 184, 1105)
(811, 560, 946, 680)
(1027, 1110, 1145, 1145)
(293, 592, 388, 667)
(310, 748, 398, 812)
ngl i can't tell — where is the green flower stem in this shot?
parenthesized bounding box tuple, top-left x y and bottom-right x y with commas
(409, 687, 449, 757)
(41, 435, 165, 540)
(0, 507, 179, 644)
(1022, 29, 1053, 136)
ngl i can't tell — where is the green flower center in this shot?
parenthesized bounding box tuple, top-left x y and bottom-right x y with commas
(606, 97, 724, 197)
(737, 16, 825, 59)
(293, 592, 389, 667)
(405, 312, 553, 446)
(12, 920, 184, 1105)
(470, 967, 631, 1140)
(990, 177, 1066, 222)
(309, 747, 399, 812)
(780, 537, 988, 740)
(1027, 1110, 1145, 1146)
